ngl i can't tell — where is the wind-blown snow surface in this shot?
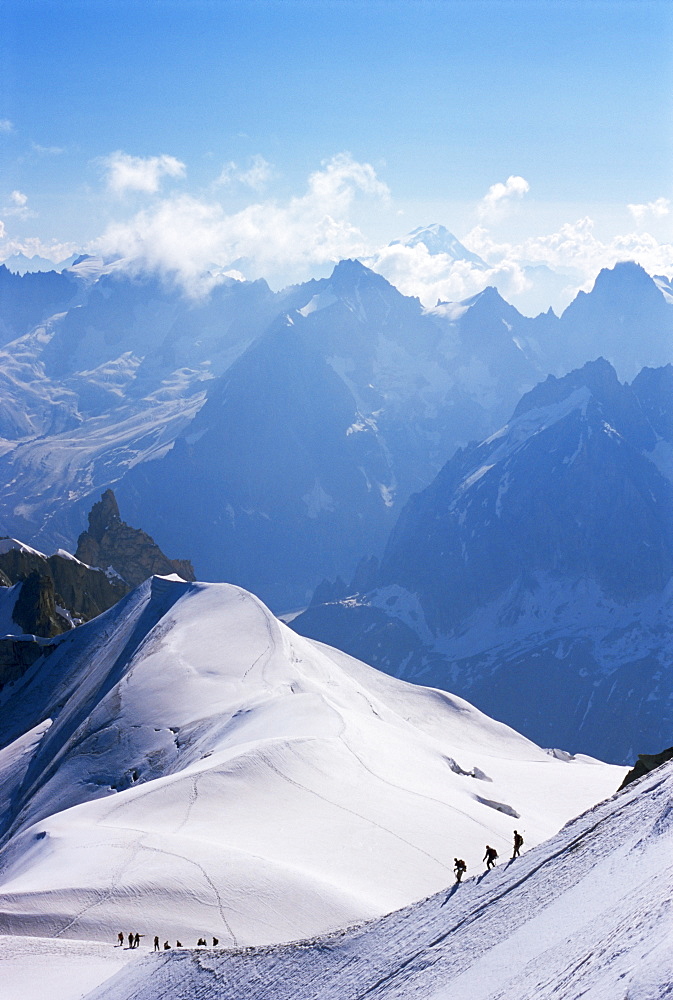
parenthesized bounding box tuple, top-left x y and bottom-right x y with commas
(85, 761, 673, 1000)
(0, 578, 623, 951)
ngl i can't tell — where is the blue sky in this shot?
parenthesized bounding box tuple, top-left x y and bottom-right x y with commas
(1, 0, 671, 307)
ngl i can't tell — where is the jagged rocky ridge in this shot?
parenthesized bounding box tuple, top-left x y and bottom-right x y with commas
(619, 745, 673, 789)
(75, 489, 195, 588)
(292, 360, 673, 763)
(0, 258, 670, 608)
(0, 539, 125, 635)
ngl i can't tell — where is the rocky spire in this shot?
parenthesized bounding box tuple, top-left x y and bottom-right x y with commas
(76, 490, 196, 588)
(85, 489, 122, 542)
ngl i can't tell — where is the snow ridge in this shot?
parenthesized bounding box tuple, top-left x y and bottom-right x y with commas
(0, 578, 622, 950)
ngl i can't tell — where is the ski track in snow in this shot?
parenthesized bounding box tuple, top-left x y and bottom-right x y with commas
(127, 837, 239, 948)
(260, 750, 451, 872)
(337, 736, 495, 846)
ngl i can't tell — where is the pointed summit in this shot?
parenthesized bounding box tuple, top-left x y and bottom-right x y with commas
(76, 490, 195, 587)
(391, 224, 488, 268)
(558, 260, 673, 380)
(84, 488, 122, 542)
(511, 357, 621, 419)
(328, 258, 392, 293)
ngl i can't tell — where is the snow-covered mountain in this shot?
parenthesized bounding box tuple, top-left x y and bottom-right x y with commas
(0, 265, 294, 549)
(388, 224, 488, 268)
(293, 360, 673, 762)
(85, 759, 672, 1000)
(0, 258, 670, 608)
(0, 576, 623, 949)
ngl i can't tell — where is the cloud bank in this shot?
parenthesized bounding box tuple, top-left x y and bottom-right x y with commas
(94, 152, 390, 292)
(368, 215, 673, 316)
(0, 153, 670, 316)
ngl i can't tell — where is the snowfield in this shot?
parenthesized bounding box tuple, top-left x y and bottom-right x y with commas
(85, 760, 673, 1000)
(0, 934, 137, 1000)
(0, 576, 626, 996)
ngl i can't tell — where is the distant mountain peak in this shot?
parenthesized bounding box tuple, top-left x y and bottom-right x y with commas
(1, 251, 59, 275)
(330, 258, 376, 281)
(512, 357, 620, 419)
(390, 224, 488, 268)
(568, 261, 662, 310)
(328, 258, 400, 299)
(469, 284, 508, 306)
(598, 259, 651, 282)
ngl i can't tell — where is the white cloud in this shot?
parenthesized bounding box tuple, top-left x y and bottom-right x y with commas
(368, 241, 530, 309)
(3, 190, 33, 219)
(464, 217, 673, 280)
(366, 213, 673, 317)
(477, 175, 530, 223)
(0, 119, 13, 133)
(627, 197, 670, 226)
(99, 151, 186, 196)
(94, 153, 390, 294)
(216, 154, 273, 192)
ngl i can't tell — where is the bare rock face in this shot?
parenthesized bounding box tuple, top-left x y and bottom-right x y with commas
(0, 490, 194, 651)
(11, 571, 70, 638)
(0, 542, 127, 633)
(75, 489, 196, 588)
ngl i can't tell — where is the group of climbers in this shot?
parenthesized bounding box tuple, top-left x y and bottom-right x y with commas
(453, 830, 524, 883)
(114, 831, 526, 950)
(117, 932, 143, 949)
(116, 932, 220, 951)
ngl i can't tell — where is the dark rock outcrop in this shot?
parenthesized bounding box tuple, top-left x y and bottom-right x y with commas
(619, 748, 673, 790)
(0, 540, 127, 632)
(11, 571, 70, 637)
(0, 492, 194, 642)
(75, 490, 195, 588)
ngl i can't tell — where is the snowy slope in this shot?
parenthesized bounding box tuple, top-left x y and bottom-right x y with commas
(0, 577, 623, 949)
(86, 760, 673, 1000)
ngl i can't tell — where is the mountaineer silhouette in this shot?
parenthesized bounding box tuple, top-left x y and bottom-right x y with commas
(483, 845, 498, 869)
